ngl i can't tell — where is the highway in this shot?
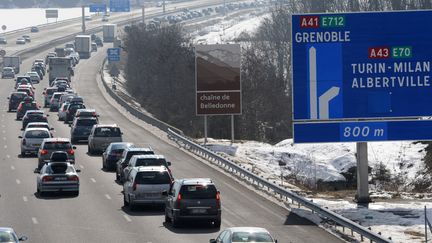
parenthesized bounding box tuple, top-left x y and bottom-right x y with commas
(0, 2, 345, 243)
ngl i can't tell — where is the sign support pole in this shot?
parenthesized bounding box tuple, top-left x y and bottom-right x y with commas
(231, 115, 234, 144)
(204, 116, 208, 145)
(142, 5, 145, 24)
(163, 0, 166, 14)
(81, 6, 86, 33)
(356, 142, 370, 204)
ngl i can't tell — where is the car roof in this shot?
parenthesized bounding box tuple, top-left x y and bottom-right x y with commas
(11, 91, 27, 95)
(126, 147, 153, 152)
(77, 108, 95, 112)
(109, 142, 133, 146)
(179, 178, 213, 185)
(94, 124, 119, 128)
(25, 110, 43, 114)
(0, 227, 13, 232)
(131, 154, 165, 160)
(43, 138, 70, 142)
(46, 162, 73, 167)
(24, 127, 50, 132)
(46, 87, 58, 90)
(27, 122, 49, 126)
(228, 227, 271, 233)
(135, 166, 169, 172)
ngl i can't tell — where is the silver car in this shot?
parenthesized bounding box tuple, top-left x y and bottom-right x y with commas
(19, 128, 52, 156)
(49, 92, 65, 111)
(37, 138, 76, 169)
(0, 227, 27, 242)
(37, 162, 80, 196)
(122, 154, 171, 182)
(25, 71, 41, 83)
(209, 227, 277, 243)
(58, 103, 70, 121)
(88, 124, 123, 154)
(123, 166, 173, 210)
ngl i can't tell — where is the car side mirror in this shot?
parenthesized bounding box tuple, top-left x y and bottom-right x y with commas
(76, 169, 81, 173)
(209, 240, 216, 243)
(167, 161, 171, 166)
(50, 128, 54, 130)
(18, 136, 22, 138)
(68, 124, 71, 127)
(18, 236, 28, 241)
(72, 146, 77, 149)
(46, 114, 49, 117)
(34, 168, 40, 174)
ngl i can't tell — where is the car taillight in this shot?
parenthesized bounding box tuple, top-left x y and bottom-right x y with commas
(175, 193, 182, 208)
(22, 138, 26, 145)
(18, 104, 22, 111)
(132, 181, 137, 191)
(68, 175, 79, 181)
(40, 149, 48, 155)
(68, 149, 74, 155)
(216, 191, 221, 207)
(42, 176, 53, 182)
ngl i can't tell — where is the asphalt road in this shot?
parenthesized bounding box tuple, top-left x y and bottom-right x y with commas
(0, 3, 345, 243)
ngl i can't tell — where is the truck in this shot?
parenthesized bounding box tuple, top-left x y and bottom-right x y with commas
(103, 24, 117, 42)
(54, 47, 65, 57)
(48, 57, 73, 83)
(3, 56, 21, 74)
(74, 35, 91, 59)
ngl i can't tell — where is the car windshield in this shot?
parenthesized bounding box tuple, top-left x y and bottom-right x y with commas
(43, 142, 71, 150)
(180, 185, 217, 199)
(46, 163, 74, 174)
(11, 93, 26, 100)
(76, 119, 97, 126)
(0, 231, 17, 242)
(94, 127, 121, 137)
(25, 130, 50, 138)
(126, 151, 154, 161)
(46, 89, 57, 95)
(135, 158, 166, 167)
(231, 232, 273, 242)
(135, 171, 171, 184)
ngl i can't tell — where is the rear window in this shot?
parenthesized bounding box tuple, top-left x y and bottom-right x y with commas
(135, 158, 167, 167)
(11, 93, 26, 100)
(28, 124, 49, 130)
(135, 171, 171, 184)
(69, 104, 85, 110)
(43, 141, 71, 150)
(180, 185, 217, 199)
(125, 150, 154, 162)
(76, 119, 97, 126)
(231, 232, 273, 242)
(25, 130, 50, 138)
(94, 127, 121, 137)
(47, 89, 57, 95)
(53, 93, 63, 99)
(46, 164, 74, 174)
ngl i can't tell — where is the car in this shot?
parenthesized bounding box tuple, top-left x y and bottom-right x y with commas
(85, 15, 92, 21)
(16, 100, 38, 120)
(19, 128, 51, 156)
(36, 162, 80, 196)
(43, 87, 58, 107)
(24, 122, 53, 133)
(25, 71, 41, 83)
(45, 52, 56, 64)
(14, 76, 32, 89)
(30, 26, 39, 32)
(102, 142, 134, 170)
(65, 43, 75, 49)
(209, 227, 277, 243)
(123, 166, 173, 210)
(64, 102, 86, 123)
(116, 147, 154, 182)
(21, 110, 48, 130)
(88, 124, 123, 154)
(51, 79, 70, 88)
(7, 92, 28, 111)
(122, 154, 171, 182)
(70, 117, 99, 143)
(91, 33, 97, 41)
(37, 138, 76, 169)
(69, 51, 80, 64)
(16, 87, 34, 98)
(74, 108, 98, 120)
(2, 67, 15, 78)
(49, 92, 65, 111)
(58, 102, 70, 121)
(31, 66, 44, 79)
(164, 178, 221, 228)
(16, 37, 26, 44)
(0, 227, 27, 242)
(91, 42, 98, 52)
(94, 37, 103, 47)
(102, 15, 109, 22)
(0, 37, 7, 44)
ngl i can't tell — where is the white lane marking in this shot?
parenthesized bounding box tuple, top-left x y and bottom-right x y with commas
(31, 217, 38, 224)
(2, 130, 5, 134)
(123, 214, 132, 222)
(23, 196, 28, 202)
(105, 194, 112, 200)
(2, 137, 6, 140)
(16, 179, 21, 184)
(10, 165, 15, 170)
(6, 154, 10, 159)
(3, 145, 7, 149)
(1, 125, 4, 128)
(90, 178, 96, 183)
(79, 164, 84, 169)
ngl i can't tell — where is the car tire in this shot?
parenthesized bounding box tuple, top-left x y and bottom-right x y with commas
(172, 216, 180, 228)
(128, 196, 135, 211)
(87, 145, 92, 155)
(123, 194, 129, 206)
(73, 191, 79, 197)
(164, 212, 171, 223)
(116, 173, 120, 181)
(102, 159, 106, 169)
(20, 151, 25, 157)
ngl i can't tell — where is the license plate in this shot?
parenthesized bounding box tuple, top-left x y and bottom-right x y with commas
(191, 209, 207, 214)
(143, 193, 159, 198)
(54, 177, 67, 181)
(34, 144, 40, 147)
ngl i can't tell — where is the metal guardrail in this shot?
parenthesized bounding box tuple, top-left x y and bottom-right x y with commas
(166, 128, 393, 243)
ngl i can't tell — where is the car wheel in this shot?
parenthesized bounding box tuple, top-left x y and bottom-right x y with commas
(20, 151, 25, 157)
(128, 196, 135, 211)
(172, 216, 180, 228)
(102, 158, 106, 169)
(87, 145, 92, 155)
(165, 211, 171, 223)
(116, 172, 120, 181)
(73, 191, 79, 197)
(123, 194, 129, 206)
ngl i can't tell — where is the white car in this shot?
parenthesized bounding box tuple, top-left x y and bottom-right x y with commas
(58, 103, 69, 121)
(210, 227, 277, 243)
(25, 71, 41, 83)
(16, 37, 26, 44)
(19, 128, 52, 156)
(85, 15, 92, 21)
(24, 122, 53, 133)
(102, 15, 109, 22)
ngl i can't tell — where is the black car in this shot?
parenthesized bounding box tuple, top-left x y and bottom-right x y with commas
(64, 103, 86, 123)
(116, 147, 154, 182)
(102, 142, 134, 171)
(30, 26, 39, 32)
(70, 117, 98, 143)
(8, 92, 28, 112)
(22, 111, 48, 130)
(164, 178, 221, 228)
